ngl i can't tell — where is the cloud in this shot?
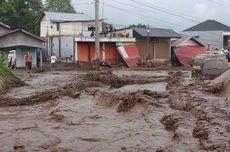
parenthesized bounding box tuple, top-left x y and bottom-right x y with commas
(192, 3, 216, 19)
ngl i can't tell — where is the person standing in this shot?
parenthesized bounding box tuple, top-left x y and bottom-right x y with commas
(8, 50, 13, 68)
(27, 53, 32, 70)
(11, 50, 16, 70)
(50, 53, 57, 71)
(24, 53, 28, 70)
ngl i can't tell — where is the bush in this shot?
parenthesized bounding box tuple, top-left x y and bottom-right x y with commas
(0, 65, 14, 80)
(0, 54, 5, 66)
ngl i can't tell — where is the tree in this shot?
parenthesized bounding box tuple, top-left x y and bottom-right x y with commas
(129, 23, 147, 28)
(0, 0, 44, 35)
(44, 0, 76, 13)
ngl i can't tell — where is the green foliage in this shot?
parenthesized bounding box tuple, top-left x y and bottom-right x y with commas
(0, 65, 14, 80)
(0, 0, 44, 35)
(0, 54, 5, 66)
(129, 23, 147, 28)
(44, 0, 76, 13)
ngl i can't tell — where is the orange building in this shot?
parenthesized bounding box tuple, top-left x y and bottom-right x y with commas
(75, 37, 135, 65)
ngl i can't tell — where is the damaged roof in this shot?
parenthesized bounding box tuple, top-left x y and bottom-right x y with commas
(171, 36, 204, 47)
(133, 28, 181, 38)
(44, 11, 94, 22)
(183, 20, 230, 32)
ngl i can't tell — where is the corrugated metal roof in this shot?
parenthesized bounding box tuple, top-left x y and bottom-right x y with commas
(0, 22, 12, 29)
(133, 28, 181, 38)
(183, 20, 230, 32)
(171, 36, 204, 47)
(0, 29, 44, 42)
(44, 11, 93, 22)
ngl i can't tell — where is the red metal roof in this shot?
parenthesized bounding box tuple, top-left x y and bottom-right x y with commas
(175, 46, 207, 67)
(117, 44, 141, 68)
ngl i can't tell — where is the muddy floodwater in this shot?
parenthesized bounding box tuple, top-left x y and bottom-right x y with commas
(0, 70, 229, 152)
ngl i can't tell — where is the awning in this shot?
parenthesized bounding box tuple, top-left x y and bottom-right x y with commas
(117, 44, 141, 68)
(174, 46, 207, 67)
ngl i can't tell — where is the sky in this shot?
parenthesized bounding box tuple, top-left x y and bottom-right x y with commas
(47, 0, 230, 32)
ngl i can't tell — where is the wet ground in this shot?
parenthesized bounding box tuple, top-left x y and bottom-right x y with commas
(0, 69, 229, 152)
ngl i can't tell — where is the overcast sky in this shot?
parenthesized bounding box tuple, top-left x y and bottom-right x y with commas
(55, 0, 230, 32)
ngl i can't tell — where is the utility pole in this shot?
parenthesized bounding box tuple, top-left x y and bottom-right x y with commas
(146, 25, 150, 64)
(95, 0, 100, 71)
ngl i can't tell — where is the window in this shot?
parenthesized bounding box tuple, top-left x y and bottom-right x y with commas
(56, 23, 60, 31)
(88, 26, 95, 31)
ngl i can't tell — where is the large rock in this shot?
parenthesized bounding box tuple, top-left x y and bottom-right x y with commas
(207, 69, 230, 95)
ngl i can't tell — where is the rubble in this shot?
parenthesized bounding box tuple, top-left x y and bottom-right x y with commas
(146, 59, 169, 68)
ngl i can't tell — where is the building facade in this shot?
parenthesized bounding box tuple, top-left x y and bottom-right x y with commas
(0, 22, 44, 67)
(116, 27, 181, 60)
(182, 20, 230, 50)
(40, 12, 103, 59)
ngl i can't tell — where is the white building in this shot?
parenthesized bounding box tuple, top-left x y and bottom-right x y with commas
(39, 12, 136, 66)
(40, 11, 103, 59)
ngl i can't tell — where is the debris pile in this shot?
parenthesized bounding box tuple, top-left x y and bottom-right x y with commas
(160, 114, 179, 131)
(84, 71, 169, 88)
(95, 90, 169, 112)
(146, 59, 169, 68)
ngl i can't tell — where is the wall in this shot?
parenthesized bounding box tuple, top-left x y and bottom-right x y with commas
(77, 42, 123, 64)
(182, 30, 223, 49)
(40, 16, 103, 37)
(49, 36, 74, 58)
(51, 37, 59, 57)
(3, 47, 38, 67)
(61, 37, 74, 58)
(0, 32, 43, 48)
(16, 47, 37, 67)
(135, 39, 153, 59)
(155, 39, 170, 59)
(136, 38, 170, 59)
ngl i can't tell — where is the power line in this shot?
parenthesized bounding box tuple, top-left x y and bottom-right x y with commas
(129, 0, 204, 22)
(211, 0, 230, 7)
(111, 0, 191, 28)
(103, 2, 186, 30)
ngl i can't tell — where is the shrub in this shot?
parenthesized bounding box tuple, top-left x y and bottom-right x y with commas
(0, 54, 5, 66)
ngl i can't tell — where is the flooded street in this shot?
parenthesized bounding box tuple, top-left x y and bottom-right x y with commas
(0, 69, 229, 152)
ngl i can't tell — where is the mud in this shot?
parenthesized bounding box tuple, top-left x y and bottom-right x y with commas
(0, 69, 229, 151)
(84, 70, 169, 88)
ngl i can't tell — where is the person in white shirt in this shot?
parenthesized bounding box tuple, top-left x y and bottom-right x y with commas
(11, 50, 16, 70)
(50, 53, 57, 71)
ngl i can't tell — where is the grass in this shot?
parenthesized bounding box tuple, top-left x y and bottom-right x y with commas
(0, 65, 14, 80)
(0, 64, 24, 94)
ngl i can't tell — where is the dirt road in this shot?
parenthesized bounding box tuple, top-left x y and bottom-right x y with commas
(0, 69, 229, 152)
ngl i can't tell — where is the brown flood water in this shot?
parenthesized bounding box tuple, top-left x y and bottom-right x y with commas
(0, 70, 229, 152)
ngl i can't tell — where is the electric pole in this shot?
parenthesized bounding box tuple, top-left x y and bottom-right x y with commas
(95, 0, 100, 71)
(146, 25, 150, 64)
